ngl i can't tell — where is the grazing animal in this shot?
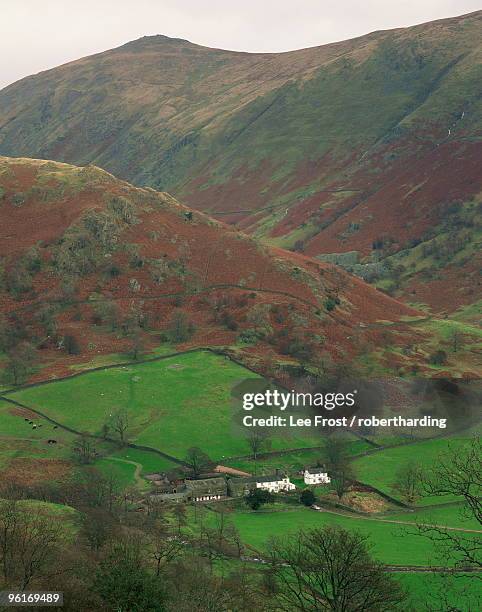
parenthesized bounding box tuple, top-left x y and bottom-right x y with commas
(32, 424, 37, 429)
(47, 439, 57, 445)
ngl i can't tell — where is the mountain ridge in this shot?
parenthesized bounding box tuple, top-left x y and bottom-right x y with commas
(0, 10, 480, 315)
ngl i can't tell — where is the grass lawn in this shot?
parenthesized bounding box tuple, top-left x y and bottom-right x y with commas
(9, 351, 325, 462)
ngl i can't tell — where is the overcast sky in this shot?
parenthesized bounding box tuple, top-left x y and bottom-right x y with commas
(1, 0, 480, 90)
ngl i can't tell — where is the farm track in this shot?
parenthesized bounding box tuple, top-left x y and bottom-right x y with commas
(106, 456, 145, 487)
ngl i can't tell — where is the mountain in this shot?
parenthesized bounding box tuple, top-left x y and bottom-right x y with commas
(0, 11, 480, 316)
(5, 155, 456, 383)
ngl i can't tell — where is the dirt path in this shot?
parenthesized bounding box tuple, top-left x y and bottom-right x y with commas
(107, 457, 145, 487)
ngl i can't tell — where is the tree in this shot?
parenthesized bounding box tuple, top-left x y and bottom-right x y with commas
(245, 488, 274, 511)
(323, 435, 354, 500)
(172, 504, 187, 537)
(449, 329, 464, 353)
(0, 502, 63, 589)
(330, 463, 355, 500)
(72, 434, 97, 465)
(184, 447, 212, 479)
(94, 538, 165, 612)
(127, 330, 144, 361)
(1, 341, 37, 386)
(300, 489, 316, 507)
(428, 349, 448, 365)
(393, 462, 424, 504)
(147, 520, 184, 576)
(268, 526, 406, 611)
(93, 300, 120, 331)
(168, 310, 195, 343)
(35, 304, 58, 337)
(111, 409, 129, 445)
(80, 508, 116, 552)
(63, 334, 81, 355)
(245, 429, 271, 474)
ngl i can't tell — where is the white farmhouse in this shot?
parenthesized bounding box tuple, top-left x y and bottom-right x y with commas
(255, 474, 296, 493)
(304, 469, 331, 486)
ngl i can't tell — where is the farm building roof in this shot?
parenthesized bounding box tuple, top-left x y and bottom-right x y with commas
(185, 477, 227, 495)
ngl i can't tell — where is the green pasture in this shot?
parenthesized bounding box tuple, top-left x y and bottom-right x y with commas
(354, 429, 480, 506)
(387, 502, 481, 531)
(400, 573, 481, 611)
(8, 351, 324, 462)
(223, 506, 461, 566)
(0, 399, 77, 468)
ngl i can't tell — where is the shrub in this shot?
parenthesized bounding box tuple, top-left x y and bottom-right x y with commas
(168, 310, 195, 343)
(324, 296, 340, 312)
(300, 489, 316, 506)
(428, 349, 448, 366)
(63, 334, 81, 355)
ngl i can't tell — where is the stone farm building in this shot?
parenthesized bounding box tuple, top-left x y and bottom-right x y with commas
(304, 468, 331, 485)
(150, 477, 227, 503)
(186, 478, 227, 501)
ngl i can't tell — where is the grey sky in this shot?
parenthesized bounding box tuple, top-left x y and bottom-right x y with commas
(1, 0, 480, 90)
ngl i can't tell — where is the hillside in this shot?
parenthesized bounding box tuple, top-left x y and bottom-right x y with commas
(0, 12, 480, 314)
(3, 155, 453, 384)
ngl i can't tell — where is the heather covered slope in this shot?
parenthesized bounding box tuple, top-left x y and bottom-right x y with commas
(2, 156, 444, 383)
(0, 11, 480, 313)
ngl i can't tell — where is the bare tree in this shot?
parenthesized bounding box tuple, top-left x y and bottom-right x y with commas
(184, 447, 212, 479)
(324, 435, 354, 500)
(268, 526, 406, 611)
(393, 462, 424, 504)
(72, 434, 97, 464)
(417, 436, 481, 569)
(245, 429, 271, 474)
(111, 409, 129, 445)
(0, 503, 63, 590)
(147, 520, 184, 576)
(173, 504, 187, 537)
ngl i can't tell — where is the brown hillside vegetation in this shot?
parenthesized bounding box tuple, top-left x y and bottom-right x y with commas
(0, 156, 439, 382)
(0, 11, 480, 313)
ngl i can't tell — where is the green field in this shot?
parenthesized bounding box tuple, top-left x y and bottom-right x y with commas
(400, 573, 481, 611)
(8, 351, 325, 462)
(0, 399, 77, 469)
(354, 429, 480, 506)
(219, 505, 471, 566)
(387, 503, 481, 531)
